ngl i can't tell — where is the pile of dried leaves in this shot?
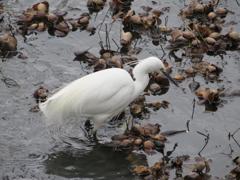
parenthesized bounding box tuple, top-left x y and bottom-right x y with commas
(111, 123, 167, 153)
(17, 1, 95, 38)
(170, 0, 240, 62)
(0, 33, 17, 58)
(226, 156, 240, 179)
(132, 156, 213, 179)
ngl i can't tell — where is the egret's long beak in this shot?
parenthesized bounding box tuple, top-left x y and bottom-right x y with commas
(161, 70, 179, 87)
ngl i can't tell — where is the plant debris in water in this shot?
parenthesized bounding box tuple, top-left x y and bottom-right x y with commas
(1, 0, 240, 179)
(17, 1, 96, 38)
(111, 123, 167, 154)
(30, 86, 49, 112)
(0, 33, 17, 58)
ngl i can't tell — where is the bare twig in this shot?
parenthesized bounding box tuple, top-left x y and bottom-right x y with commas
(163, 143, 178, 162)
(160, 44, 166, 59)
(197, 131, 210, 156)
(161, 130, 186, 136)
(197, 131, 209, 138)
(229, 144, 234, 154)
(228, 128, 240, 148)
(97, 7, 110, 33)
(112, 38, 120, 50)
(228, 132, 231, 140)
(232, 136, 240, 148)
(232, 128, 240, 136)
(222, 144, 234, 157)
(99, 40, 104, 50)
(105, 24, 108, 49)
(105, 24, 111, 50)
(235, 0, 240, 6)
(97, 7, 111, 45)
(186, 120, 190, 132)
(191, 98, 196, 120)
(166, 143, 178, 157)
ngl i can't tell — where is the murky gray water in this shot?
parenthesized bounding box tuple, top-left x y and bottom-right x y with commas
(0, 0, 240, 179)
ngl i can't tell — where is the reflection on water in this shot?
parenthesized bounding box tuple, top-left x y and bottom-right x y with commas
(45, 144, 145, 179)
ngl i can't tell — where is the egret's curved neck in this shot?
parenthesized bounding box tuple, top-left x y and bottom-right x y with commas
(132, 63, 149, 99)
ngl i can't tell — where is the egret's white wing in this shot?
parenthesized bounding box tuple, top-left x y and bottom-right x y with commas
(39, 68, 135, 125)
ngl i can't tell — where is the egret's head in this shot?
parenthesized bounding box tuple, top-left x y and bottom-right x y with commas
(141, 56, 179, 87)
(141, 56, 165, 74)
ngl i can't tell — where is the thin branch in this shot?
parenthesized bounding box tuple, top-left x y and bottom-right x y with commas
(228, 144, 234, 155)
(197, 131, 209, 138)
(186, 120, 190, 132)
(228, 132, 231, 140)
(232, 128, 240, 136)
(112, 38, 120, 50)
(97, 7, 111, 46)
(191, 98, 196, 120)
(222, 144, 234, 157)
(166, 143, 178, 157)
(228, 128, 240, 148)
(235, 0, 240, 6)
(197, 131, 210, 156)
(105, 24, 110, 50)
(97, 7, 110, 33)
(161, 130, 186, 136)
(160, 44, 166, 59)
(163, 143, 178, 162)
(232, 136, 240, 148)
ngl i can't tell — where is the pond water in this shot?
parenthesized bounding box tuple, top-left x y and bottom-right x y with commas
(0, 0, 240, 179)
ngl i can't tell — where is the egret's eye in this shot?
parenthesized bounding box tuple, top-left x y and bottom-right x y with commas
(160, 68, 165, 73)
(160, 68, 164, 71)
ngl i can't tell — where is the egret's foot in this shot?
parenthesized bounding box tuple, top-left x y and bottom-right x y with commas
(89, 131, 98, 142)
(85, 130, 98, 143)
(83, 120, 98, 142)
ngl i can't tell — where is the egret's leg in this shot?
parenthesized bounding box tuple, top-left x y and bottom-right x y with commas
(87, 129, 98, 142)
(84, 119, 93, 132)
(124, 108, 133, 132)
(126, 115, 133, 132)
(91, 130, 98, 142)
(84, 119, 94, 139)
(83, 120, 99, 142)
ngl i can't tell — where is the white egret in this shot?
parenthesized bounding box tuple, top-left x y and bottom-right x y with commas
(39, 56, 178, 136)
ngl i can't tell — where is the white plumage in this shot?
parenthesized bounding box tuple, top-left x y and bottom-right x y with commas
(39, 57, 173, 132)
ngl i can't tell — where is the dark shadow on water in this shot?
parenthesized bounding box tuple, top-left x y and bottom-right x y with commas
(205, 102, 218, 112)
(45, 144, 141, 179)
